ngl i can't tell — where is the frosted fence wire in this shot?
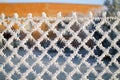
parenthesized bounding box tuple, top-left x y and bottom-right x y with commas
(0, 12, 120, 80)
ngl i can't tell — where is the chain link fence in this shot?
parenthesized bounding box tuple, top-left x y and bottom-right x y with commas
(0, 12, 120, 80)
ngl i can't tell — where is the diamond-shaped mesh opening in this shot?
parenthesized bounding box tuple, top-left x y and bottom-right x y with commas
(40, 39, 50, 48)
(102, 72, 112, 80)
(42, 72, 51, 80)
(3, 63, 13, 73)
(25, 39, 35, 49)
(72, 55, 81, 65)
(109, 63, 118, 73)
(94, 46, 103, 57)
(56, 39, 65, 48)
(62, 31, 72, 40)
(87, 72, 96, 80)
(26, 55, 36, 66)
(49, 20, 55, 24)
(48, 64, 58, 74)
(57, 72, 66, 80)
(11, 55, 20, 65)
(47, 31, 57, 40)
(102, 55, 111, 66)
(33, 47, 42, 57)
(78, 30, 87, 41)
(70, 22, 80, 32)
(0, 55, 5, 65)
(47, 47, 58, 58)
(71, 39, 80, 48)
(18, 47, 27, 56)
(93, 31, 102, 40)
(109, 47, 118, 57)
(117, 56, 120, 64)
(0, 72, 6, 80)
(56, 55, 66, 65)
(63, 20, 70, 25)
(72, 72, 81, 80)
(4, 20, 11, 25)
(102, 38, 111, 48)
(55, 22, 65, 32)
(3, 31, 12, 40)
(31, 31, 41, 40)
(108, 30, 117, 40)
(86, 23, 96, 33)
(33, 19, 39, 23)
(18, 64, 28, 73)
(64, 63, 73, 73)
(107, 19, 116, 24)
(11, 39, 20, 48)
(11, 23, 19, 31)
(24, 21, 34, 31)
(94, 63, 103, 73)
(20, 19, 25, 24)
(116, 39, 120, 48)
(116, 73, 120, 79)
(115, 23, 120, 31)
(93, 19, 101, 24)
(32, 64, 43, 74)
(64, 47, 73, 57)
(101, 23, 110, 32)
(26, 72, 36, 80)
(79, 63, 88, 74)
(87, 55, 97, 65)
(78, 46, 88, 57)
(40, 23, 49, 32)
(86, 39, 96, 49)
(18, 30, 27, 40)
(0, 39, 6, 49)
(41, 55, 51, 65)
(11, 72, 21, 80)
(0, 24, 6, 33)
(3, 47, 12, 57)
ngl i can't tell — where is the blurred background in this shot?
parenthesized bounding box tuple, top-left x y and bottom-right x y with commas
(0, 0, 120, 17)
(0, 0, 105, 17)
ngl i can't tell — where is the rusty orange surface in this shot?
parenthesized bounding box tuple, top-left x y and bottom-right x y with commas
(0, 3, 102, 17)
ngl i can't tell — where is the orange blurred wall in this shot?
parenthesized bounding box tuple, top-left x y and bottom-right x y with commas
(0, 3, 102, 17)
